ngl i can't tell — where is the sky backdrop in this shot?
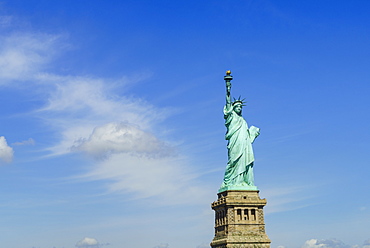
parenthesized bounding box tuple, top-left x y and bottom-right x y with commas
(0, 1, 370, 248)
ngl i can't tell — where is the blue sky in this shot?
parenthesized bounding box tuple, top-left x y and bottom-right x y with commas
(0, 1, 370, 248)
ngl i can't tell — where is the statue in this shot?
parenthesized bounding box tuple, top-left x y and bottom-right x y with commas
(219, 71, 260, 192)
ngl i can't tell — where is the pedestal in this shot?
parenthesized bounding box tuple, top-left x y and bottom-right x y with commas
(210, 190, 271, 248)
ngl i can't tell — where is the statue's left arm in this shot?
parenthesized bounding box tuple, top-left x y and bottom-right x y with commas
(249, 126, 260, 143)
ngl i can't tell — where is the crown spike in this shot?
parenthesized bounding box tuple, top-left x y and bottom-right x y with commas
(232, 96, 247, 106)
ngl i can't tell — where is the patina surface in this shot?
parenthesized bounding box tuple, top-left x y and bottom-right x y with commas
(219, 71, 260, 193)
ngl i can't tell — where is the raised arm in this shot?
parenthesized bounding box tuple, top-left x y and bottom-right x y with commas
(224, 70, 233, 108)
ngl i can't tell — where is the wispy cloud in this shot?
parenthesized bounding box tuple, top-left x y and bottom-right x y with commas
(12, 138, 35, 146)
(277, 239, 370, 248)
(35, 75, 170, 156)
(0, 32, 64, 82)
(0, 30, 209, 205)
(153, 244, 169, 248)
(33, 73, 212, 205)
(0, 15, 12, 27)
(196, 244, 210, 248)
(363, 239, 370, 248)
(78, 153, 208, 205)
(263, 184, 317, 214)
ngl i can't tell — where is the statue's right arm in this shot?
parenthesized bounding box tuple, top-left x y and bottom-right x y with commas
(226, 82, 232, 107)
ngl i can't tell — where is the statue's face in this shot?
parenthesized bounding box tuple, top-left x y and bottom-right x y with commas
(233, 104, 242, 115)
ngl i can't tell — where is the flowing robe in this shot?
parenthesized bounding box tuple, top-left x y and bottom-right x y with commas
(221, 104, 260, 187)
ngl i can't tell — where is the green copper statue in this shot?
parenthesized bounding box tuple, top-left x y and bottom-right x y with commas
(219, 71, 260, 192)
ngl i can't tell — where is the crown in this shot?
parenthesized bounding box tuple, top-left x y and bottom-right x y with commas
(232, 96, 246, 106)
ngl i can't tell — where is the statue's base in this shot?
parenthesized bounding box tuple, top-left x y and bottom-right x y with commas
(218, 185, 258, 193)
(210, 190, 271, 248)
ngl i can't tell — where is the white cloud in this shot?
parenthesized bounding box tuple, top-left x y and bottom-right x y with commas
(300, 239, 370, 248)
(76, 237, 100, 248)
(72, 122, 171, 159)
(301, 239, 348, 248)
(0, 136, 13, 163)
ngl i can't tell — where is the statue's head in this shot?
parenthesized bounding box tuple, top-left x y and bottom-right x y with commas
(233, 102, 243, 115)
(232, 97, 246, 116)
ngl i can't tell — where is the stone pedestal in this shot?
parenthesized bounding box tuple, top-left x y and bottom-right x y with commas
(210, 190, 271, 248)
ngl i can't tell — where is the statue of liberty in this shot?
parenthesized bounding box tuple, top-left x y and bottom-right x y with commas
(219, 71, 260, 192)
